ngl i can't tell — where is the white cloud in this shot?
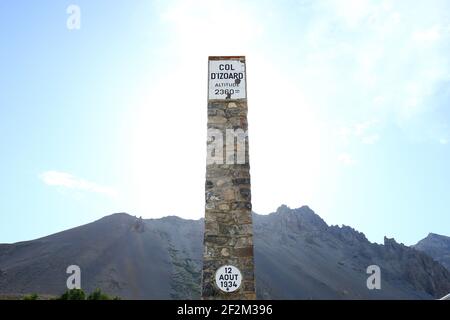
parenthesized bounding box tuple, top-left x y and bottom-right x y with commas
(440, 138, 448, 145)
(160, 0, 263, 59)
(327, 0, 374, 27)
(362, 134, 380, 145)
(355, 119, 378, 136)
(39, 171, 117, 197)
(412, 25, 441, 44)
(373, 96, 386, 105)
(300, 0, 450, 144)
(339, 120, 380, 145)
(338, 153, 357, 166)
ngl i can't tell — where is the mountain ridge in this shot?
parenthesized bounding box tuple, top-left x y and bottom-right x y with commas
(1, 205, 449, 299)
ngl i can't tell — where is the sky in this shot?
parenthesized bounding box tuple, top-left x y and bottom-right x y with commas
(0, 0, 449, 245)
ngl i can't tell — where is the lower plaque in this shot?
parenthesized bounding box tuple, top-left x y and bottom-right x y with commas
(215, 265, 242, 293)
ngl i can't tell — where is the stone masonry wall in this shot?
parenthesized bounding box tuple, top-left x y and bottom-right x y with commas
(202, 94, 256, 300)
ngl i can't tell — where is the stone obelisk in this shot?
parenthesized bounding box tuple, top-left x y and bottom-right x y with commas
(202, 56, 255, 300)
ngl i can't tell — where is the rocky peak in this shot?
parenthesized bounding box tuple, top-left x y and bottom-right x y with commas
(274, 205, 328, 232)
(98, 212, 135, 224)
(275, 204, 291, 214)
(383, 236, 407, 252)
(413, 233, 450, 271)
(416, 233, 450, 249)
(384, 236, 400, 246)
(133, 216, 146, 233)
(329, 224, 369, 244)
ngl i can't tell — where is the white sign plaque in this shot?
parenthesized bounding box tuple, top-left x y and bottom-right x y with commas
(208, 59, 246, 100)
(215, 265, 242, 293)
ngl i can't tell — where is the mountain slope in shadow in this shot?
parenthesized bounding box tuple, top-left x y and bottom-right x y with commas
(1, 205, 449, 299)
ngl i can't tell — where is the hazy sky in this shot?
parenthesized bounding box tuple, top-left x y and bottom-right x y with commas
(1, 0, 449, 245)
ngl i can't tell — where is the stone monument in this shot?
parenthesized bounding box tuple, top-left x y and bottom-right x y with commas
(201, 56, 256, 300)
